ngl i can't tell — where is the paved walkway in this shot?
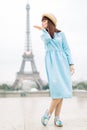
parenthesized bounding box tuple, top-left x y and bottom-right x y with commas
(0, 96, 87, 130)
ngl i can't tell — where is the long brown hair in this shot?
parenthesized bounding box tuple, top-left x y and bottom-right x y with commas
(42, 16, 61, 38)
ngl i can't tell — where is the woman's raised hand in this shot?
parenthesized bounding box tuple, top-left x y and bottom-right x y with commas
(33, 25, 43, 30)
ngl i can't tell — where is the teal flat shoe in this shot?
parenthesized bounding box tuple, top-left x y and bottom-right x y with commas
(54, 120, 63, 127)
(41, 116, 49, 126)
(54, 116, 63, 127)
(41, 110, 50, 126)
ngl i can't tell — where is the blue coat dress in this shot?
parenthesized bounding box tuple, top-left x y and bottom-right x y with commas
(41, 29, 74, 99)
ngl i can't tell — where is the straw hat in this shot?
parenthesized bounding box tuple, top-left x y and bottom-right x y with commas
(42, 13, 57, 26)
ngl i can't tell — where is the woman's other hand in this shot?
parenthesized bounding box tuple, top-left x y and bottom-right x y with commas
(70, 64, 75, 75)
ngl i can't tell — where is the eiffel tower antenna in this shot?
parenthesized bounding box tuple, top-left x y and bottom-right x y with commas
(26, 2, 31, 52)
(27, 0, 29, 3)
(13, 2, 44, 90)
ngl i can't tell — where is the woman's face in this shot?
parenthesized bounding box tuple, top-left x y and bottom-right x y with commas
(42, 19, 48, 29)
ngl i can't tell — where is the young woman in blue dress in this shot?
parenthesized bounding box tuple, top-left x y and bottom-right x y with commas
(34, 13, 75, 127)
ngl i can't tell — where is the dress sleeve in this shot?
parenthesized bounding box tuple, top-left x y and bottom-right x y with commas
(40, 29, 52, 44)
(62, 32, 74, 65)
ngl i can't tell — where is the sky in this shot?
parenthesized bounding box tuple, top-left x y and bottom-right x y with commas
(0, 0, 87, 84)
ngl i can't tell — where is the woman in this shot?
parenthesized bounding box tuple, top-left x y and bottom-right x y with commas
(34, 13, 75, 127)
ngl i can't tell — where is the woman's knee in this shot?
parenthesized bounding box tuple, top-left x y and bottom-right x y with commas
(56, 98, 63, 104)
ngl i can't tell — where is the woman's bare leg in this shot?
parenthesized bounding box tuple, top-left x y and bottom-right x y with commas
(55, 99, 63, 116)
(48, 99, 62, 115)
(53, 99, 63, 127)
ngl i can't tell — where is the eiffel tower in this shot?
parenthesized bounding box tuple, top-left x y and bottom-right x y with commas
(13, 3, 44, 90)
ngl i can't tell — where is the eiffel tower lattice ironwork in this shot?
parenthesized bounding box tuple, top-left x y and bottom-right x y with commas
(13, 3, 44, 90)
